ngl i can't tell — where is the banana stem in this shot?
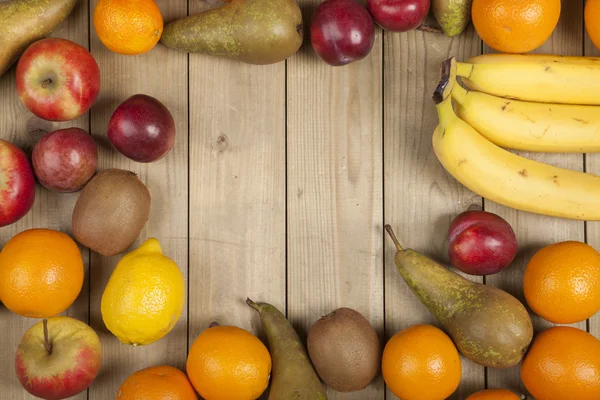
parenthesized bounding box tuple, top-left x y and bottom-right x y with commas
(384, 225, 404, 251)
(433, 58, 457, 104)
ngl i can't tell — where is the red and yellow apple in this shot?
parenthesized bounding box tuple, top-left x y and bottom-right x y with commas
(15, 317, 102, 400)
(32, 128, 98, 192)
(16, 38, 100, 122)
(0, 140, 36, 227)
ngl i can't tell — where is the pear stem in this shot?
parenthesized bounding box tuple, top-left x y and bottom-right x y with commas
(246, 298, 261, 312)
(42, 319, 52, 356)
(384, 225, 404, 251)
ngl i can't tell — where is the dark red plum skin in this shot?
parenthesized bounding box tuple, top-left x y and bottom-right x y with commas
(32, 128, 98, 193)
(107, 94, 176, 163)
(448, 210, 518, 276)
(367, 0, 430, 32)
(310, 0, 375, 66)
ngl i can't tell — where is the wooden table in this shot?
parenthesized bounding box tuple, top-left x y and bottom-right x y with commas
(0, 0, 597, 399)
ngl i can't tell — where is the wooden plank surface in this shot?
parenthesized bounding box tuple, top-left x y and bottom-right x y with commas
(0, 0, 90, 398)
(187, 2, 287, 390)
(286, 3, 384, 398)
(383, 25, 484, 400)
(483, 2, 586, 397)
(0, 0, 599, 399)
(87, 0, 189, 397)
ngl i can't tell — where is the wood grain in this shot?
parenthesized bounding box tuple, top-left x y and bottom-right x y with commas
(1, 0, 599, 399)
(383, 25, 484, 400)
(483, 1, 586, 397)
(286, 4, 384, 398)
(584, 0, 600, 339)
(0, 0, 90, 398)
(87, 0, 189, 398)
(186, 7, 286, 400)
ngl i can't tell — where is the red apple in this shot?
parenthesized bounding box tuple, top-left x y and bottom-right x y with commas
(15, 317, 102, 400)
(311, 0, 375, 66)
(16, 38, 100, 122)
(0, 140, 36, 227)
(107, 94, 176, 163)
(367, 0, 430, 32)
(32, 128, 98, 193)
(448, 209, 518, 276)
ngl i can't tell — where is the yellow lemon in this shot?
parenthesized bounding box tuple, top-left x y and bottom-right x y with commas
(101, 238, 184, 346)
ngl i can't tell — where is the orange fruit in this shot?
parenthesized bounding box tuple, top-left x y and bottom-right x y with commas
(472, 0, 561, 53)
(116, 365, 197, 400)
(586, 0, 600, 50)
(94, 0, 163, 55)
(186, 325, 271, 400)
(382, 324, 461, 400)
(523, 241, 600, 324)
(521, 326, 600, 400)
(0, 228, 83, 318)
(466, 389, 521, 400)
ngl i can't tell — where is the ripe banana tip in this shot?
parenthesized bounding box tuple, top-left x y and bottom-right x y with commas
(433, 57, 457, 105)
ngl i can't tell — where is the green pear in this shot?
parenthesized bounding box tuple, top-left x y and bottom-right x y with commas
(385, 225, 533, 368)
(246, 298, 327, 400)
(160, 0, 303, 65)
(432, 0, 472, 37)
(0, 0, 78, 77)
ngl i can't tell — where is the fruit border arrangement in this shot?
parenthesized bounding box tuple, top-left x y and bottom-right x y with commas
(2, 0, 600, 399)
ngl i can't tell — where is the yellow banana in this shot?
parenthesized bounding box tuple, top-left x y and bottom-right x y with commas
(457, 53, 600, 105)
(452, 83, 600, 153)
(433, 58, 600, 221)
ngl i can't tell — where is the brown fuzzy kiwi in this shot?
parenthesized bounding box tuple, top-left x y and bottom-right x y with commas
(307, 307, 381, 392)
(72, 169, 151, 256)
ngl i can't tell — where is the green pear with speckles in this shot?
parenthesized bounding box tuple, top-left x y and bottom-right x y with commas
(384, 225, 533, 369)
(432, 0, 472, 37)
(0, 0, 78, 77)
(246, 298, 327, 400)
(160, 0, 303, 65)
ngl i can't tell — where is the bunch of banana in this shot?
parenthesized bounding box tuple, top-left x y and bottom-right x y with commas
(432, 57, 600, 221)
(453, 54, 600, 152)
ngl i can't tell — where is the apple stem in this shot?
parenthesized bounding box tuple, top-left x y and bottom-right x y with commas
(384, 225, 404, 252)
(43, 319, 52, 356)
(41, 78, 52, 89)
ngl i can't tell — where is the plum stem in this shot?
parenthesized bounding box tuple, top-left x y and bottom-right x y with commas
(384, 225, 404, 252)
(468, 203, 483, 211)
(43, 319, 52, 356)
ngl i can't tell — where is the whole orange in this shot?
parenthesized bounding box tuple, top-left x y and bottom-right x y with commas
(586, 0, 600, 50)
(523, 241, 600, 324)
(186, 325, 271, 400)
(466, 389, 521, 400)
(382, 324, 461, 400)
(94, 0, 163, 55)
(521, 326, 600, 400)
(472, 0, 561, 53)
(116, 365, 197, 400)
(0, 228, 83, 318)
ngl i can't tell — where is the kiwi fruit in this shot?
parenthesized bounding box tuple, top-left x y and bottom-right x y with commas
(307, 307, 381, 392)
(72, 169, 151, 256)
